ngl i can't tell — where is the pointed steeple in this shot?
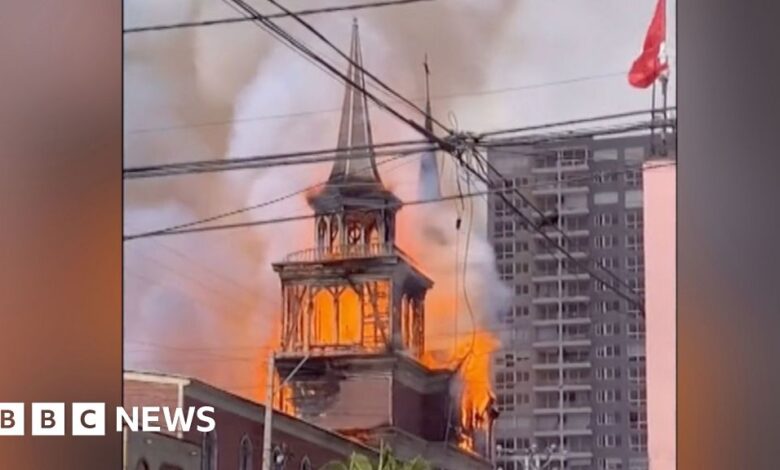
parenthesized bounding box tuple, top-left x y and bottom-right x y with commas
(328, 19, 381, 185)
(418, 54, 441, 200)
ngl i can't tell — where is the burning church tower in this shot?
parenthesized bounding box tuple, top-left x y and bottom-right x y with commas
(271, 21, 494, 468)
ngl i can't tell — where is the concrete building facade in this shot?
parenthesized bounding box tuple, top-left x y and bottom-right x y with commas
(487, 132, 675, 470)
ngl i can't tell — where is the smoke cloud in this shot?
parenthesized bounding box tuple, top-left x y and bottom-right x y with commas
(124, 0, 521, 400)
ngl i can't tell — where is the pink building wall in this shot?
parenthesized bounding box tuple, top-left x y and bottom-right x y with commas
(643, 160, 676, 470)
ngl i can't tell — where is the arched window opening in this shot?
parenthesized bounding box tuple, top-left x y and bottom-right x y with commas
(239, 435, 253, 470)
(201, 430, 218, 470)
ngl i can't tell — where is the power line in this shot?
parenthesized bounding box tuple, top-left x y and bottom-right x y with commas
(260, 0, 451, 134)
(124, 0, 434, 34)
(124, 140, 433, 179)
(124, 151, 416, 240)
(477, 107, 676, 140)
(124, 161, 674, 241)
(124, 118, 674, 179)
(218, 0, 454, 153)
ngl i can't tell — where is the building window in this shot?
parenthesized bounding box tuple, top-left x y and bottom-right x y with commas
(494, 220, 516, 238)
(272, 446, 286, 470)
(498, 262, 514, 281)
(625, 234, 643, 251)
(497, 393, 515, 412)
(627, 323, 646, 340)
(515, 284, 529, 296)
(596, 367, 622, 380)
(495, 199, 509, 216)
(626, 255, 644, 273)
(625, 169, 643, 187)
(630, 411, 648, 431)
(494, 242, 513, 260)
(624, 147, 645, 164)
(630, 433, 648, 452)
(594, 171, 619, 184)
(629, 388, 647, 406)
(593, 149, 618, 162)
(625, 210, 644, 230)
(594, 212, 618, 226)
(596, 412, 621, 426)
(596, 389, 622, 403)
(594, 323, 621, 337)
(597, 434, 622, 448)
(595, 300, 621, 314)
(596, 345, 621, 358)
(624, 189, 643, 208)
(202, 430, 218, 470)
(598, 457, 625, 470)
(596, 257, 619, 269)
(239, 435, 253, 470)
(595, 235, 618, 249)
(516, 393, 530, 405)
(594, 191, 619, 205)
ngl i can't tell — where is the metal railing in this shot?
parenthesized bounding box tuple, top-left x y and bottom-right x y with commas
(285, 242, 396, 263)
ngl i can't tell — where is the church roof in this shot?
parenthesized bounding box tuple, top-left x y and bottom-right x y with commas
(328, 19, 381, 186)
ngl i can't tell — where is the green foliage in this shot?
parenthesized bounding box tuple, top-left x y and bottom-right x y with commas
(320, 444, 431, 470)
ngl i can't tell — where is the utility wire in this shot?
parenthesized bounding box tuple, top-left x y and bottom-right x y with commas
(260, 0, 452, 134)
(477, 107, 676, 139)
(124, 140, 433, 179)
(125, 152, 414, 240)
(124, 161, 674, 241)
(220, 0, 457, 154)
(124, 0, 434, 34)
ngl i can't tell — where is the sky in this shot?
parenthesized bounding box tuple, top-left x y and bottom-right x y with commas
(122, 0, 677, 399)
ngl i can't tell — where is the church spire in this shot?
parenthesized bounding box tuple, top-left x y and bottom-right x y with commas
(418, 54, 441, 200)
(328, 19, 381, 185)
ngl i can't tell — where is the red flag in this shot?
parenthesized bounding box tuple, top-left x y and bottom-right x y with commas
(628, 0, 668, 88)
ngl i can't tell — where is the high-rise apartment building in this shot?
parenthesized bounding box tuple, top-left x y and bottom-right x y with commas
(487, 131, 675, 470)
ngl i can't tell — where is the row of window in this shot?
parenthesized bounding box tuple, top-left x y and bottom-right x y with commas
(593, 211, 643, 228)
(596, 411, 648, 429)
(200, 431, 311, 470)
(594, 388, 648, 405)
(592, 169, 643, 187)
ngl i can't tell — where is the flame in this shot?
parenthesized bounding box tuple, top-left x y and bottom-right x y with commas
(421, 330, 499, 447)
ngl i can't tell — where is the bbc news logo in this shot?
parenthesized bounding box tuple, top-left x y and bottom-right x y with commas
(0, 403, 215, 436)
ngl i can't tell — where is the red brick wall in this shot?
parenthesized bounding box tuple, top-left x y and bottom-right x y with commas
(183, 395, 367, 470)
(123, 380, 181, 438)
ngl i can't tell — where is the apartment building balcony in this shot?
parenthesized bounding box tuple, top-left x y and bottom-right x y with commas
(533, 428, 593, 438)
(533, 315, 591, 327)
(533, 405, 592, 415)
(532, 338, 591, 349)
(533, 383, 592, 393)
(531, 162, 590, 174)
(531, 185, 590, 197)
(532, 361, 591, 371)
(534, 251, 588, 261)
(532, 295, 590, 305)
(531, 273, 591, 285)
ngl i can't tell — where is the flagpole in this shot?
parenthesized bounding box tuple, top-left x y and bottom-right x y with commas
(660, 73, 668, 156)
(660, 0, 669, 157)
(650, 81, 657, 155)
